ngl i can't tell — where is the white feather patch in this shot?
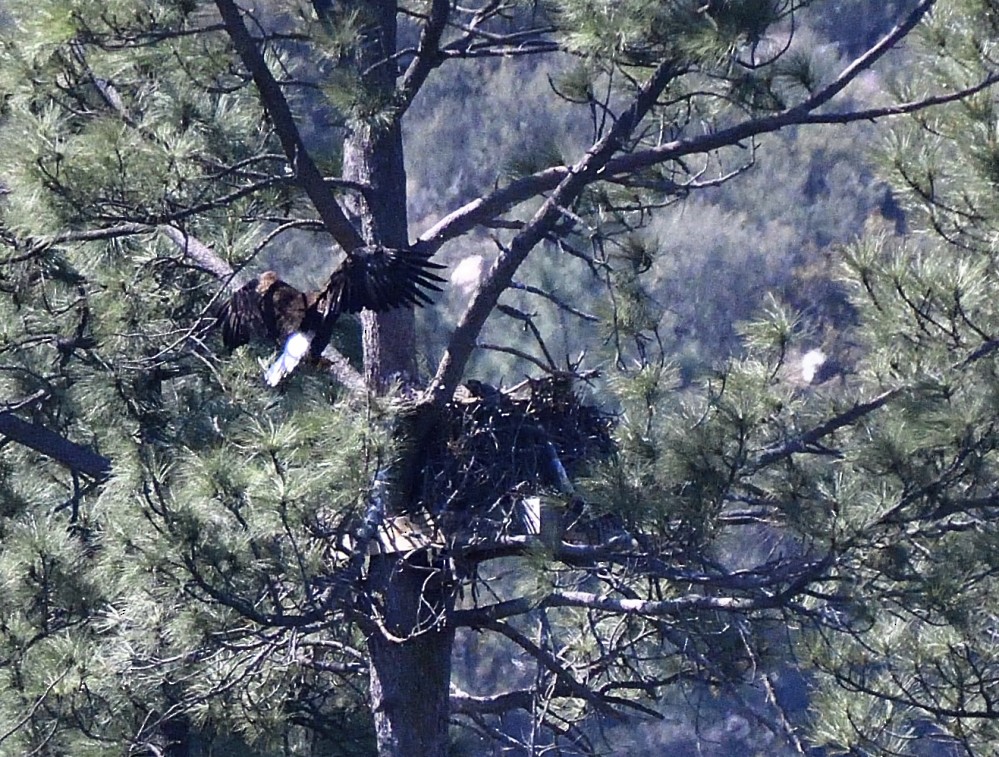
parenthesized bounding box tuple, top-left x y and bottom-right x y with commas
(263, 331, 312, 386)
(449, 254, 484, 295)
(800, 349, 827, 384)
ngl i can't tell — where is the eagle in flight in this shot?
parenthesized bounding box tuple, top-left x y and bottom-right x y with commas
(218, 245, 444, 385)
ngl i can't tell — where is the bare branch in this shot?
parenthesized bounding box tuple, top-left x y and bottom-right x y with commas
(511, 280, 600, 322)
(158, 225, 241, 283)
(428, 58, 684, 404)
(213, 0, 364, 253)
(450, 687, 534, 716)
(477, 342, 553, 373)
(397, 0, 449, 111)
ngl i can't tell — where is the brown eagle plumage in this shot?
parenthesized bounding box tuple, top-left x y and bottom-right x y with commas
(218, 271, 319, 350)
(217, 245, 444, 383)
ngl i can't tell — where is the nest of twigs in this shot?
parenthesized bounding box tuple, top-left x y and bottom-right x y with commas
(414, 373, 615, 541)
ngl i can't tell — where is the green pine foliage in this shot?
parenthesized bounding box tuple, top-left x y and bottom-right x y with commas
(775, 3, 999, 750)
(0, 2, 390, 752)
(5, 0, 999, 754)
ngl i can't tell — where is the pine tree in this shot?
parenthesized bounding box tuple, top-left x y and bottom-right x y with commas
(793, 2, 999, 753)
(0, 1, 994, 756)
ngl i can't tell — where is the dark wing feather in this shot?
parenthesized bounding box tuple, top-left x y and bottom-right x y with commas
(217, 279, 266, 350)
(322, 245, 445, 317)
(217, 272, 317, 350)
(219, 249, 442, 367)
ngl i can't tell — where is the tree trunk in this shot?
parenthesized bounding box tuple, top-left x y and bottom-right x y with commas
(343, 117, 417, 382)
(339, 0, 416, 383)
(338, 2, 454, 754)
(365, 554, 455, 757)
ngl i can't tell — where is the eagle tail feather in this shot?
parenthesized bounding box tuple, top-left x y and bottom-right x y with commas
(263, 331, 312, 386)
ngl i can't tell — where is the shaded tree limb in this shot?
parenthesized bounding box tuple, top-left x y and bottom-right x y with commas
(0, 412, 111, 481)
(214, 0, 365, 253)
(450, 682, 662, 721)
(452, 553, 834, 629)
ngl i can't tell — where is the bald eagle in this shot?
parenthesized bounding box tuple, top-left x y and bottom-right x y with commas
(218, 245, 444, 384)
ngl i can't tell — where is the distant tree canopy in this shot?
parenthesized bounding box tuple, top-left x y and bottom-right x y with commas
(1, 1, 999, 757)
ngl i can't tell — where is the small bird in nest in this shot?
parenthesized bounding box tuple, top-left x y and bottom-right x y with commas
(217, 245, 445, 385)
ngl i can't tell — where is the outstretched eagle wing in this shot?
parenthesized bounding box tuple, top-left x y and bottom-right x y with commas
(217, 247, 444, 385)
(217, 277, 266, 350)
(320, 245, 446, 317)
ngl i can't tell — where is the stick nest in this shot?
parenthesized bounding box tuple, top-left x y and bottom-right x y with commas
(416, 373, 615, 539)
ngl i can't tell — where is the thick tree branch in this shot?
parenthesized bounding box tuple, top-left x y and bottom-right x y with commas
(397, 0, 449, 111)
(787, 0, 935, 116)
(450, 688, 534, 716)
(0, 412, 111, 481)
(452, 555, 833, 628)
(428, 58, 683, 403)
(417, 74, 997, 255)
(214, 0, 364, 253)
(416, 166, 567, 251)
(607, 72, 999, 180)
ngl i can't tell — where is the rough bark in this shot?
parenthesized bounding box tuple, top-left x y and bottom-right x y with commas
(336, 1, 454, 754)
(365, 554, 456, 757)
(343, 118, 417, 385)
(339, 0, 417, 384)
